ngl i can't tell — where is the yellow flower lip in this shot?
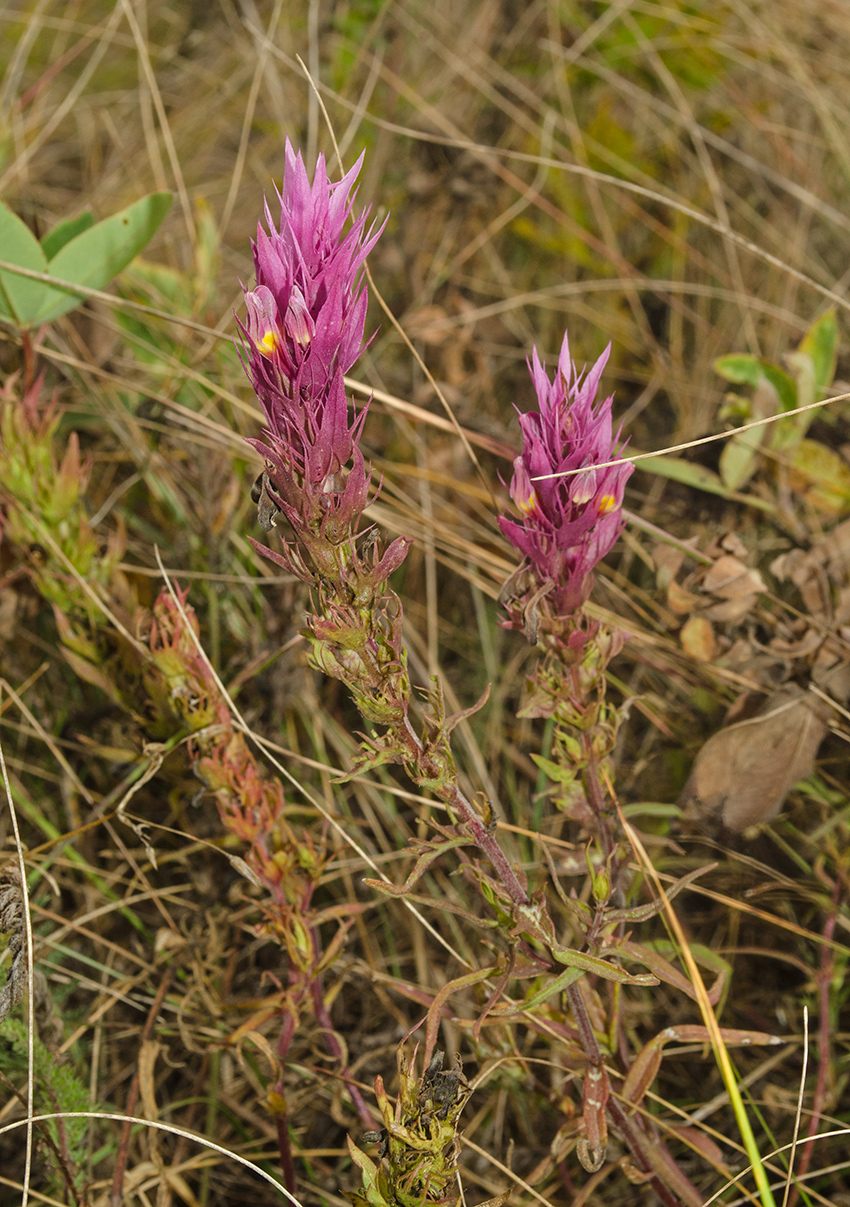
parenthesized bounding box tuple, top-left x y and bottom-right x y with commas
(256, 330, 279, 357)
(517, 490, 538, 515)
(597, 493, 617, 514)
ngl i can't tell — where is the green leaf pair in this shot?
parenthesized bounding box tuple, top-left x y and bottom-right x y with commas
(713, 308, 839, 492)
(0, 192, 172, 328)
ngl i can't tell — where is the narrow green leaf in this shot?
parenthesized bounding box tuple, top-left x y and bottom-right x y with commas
(530, 752, 576, 786)
(719, 423, 762, 491)
(347, 1138, 390, 1207)
(551, 942, 658, 985)
(32, 192, 173, 324)
(41, 210, 94, 260)
(789, 438, 850, 513)
(496, 963, 585, 1014)
(721, 376, 781, 487)
(424, 966, 496, 1067)
(0, 200, 49, 324)
(760, 364, 797, 413)
(364, 835, 470, 896)
(638, 455, 774, 510)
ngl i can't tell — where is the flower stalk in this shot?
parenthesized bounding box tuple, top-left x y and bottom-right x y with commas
(240, 150, 699, 1206)
(498, 332, 706, 1204)
(242, 142, 530, 912)
(499, 333, 634, 853)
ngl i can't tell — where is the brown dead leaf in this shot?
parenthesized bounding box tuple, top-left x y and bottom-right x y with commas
(768, 626, 823, 659)
(678, 688, 829, 832)
(668, 579, 701, 615)
(680, 615, 716, 662)
(652, 540, 690, 590)
(718, 532, 749, 559)
(771, 548, 831, 623)
(812, 642, 850, 704)
(699, 596, 760, 623)
(812, 517, 850, 581)
(701, 554, 766, 599)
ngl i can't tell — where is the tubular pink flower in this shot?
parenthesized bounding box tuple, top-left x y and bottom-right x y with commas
(498, 331, 633, 615)
(239, 140, 386, 543)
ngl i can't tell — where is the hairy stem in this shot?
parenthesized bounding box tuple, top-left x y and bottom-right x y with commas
(566, 984, 702, 1207)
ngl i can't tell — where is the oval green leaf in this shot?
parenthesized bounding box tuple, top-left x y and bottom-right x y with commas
(714, 355, 797, 412)
(41, 209, 95, 260)
(638, 454, 774, 510)
(32, 191, 173, 324)
(714, 353, 762, 387)
(0, 200, 49, 324)
(719, 423, 763, 491)
(790, 438, 850, 514)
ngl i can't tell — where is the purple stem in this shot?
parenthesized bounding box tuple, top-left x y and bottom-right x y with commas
(396, 713, 530, 907)
(566, 984, 701, 1207)
(309, 956, 376, 1126)
(274, 1003, 298, 1193)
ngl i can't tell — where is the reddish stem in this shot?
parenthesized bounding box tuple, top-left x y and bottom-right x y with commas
(273, 1004, 299, 1193)
(22, 331, 35, 393)
(566, 984, 701, 1207)
(309, 959, 375, 1126)
(396, 713, 530, 907)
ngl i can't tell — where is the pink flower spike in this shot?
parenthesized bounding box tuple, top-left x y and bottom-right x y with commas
(239, 142, 387, 545)
(498, 331, 633, 616)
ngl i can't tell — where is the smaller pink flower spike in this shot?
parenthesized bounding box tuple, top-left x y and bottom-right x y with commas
(498, 331, 633, 616)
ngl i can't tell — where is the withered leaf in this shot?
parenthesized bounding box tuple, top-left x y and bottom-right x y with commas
(701, 554, 766, 599)
(668, 579, 701, 615)
(680, 615, 716, 662)
(770, 548, 831, 624)
(699, 595, 759, 623)
(678, 688, 830, 832)
(812, 516, 850, 581)
(652, 540, 688, 591)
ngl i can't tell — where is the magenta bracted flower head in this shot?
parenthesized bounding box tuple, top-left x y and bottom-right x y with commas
(498, 331, 633, 617)
(240, 140, 385, 542)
